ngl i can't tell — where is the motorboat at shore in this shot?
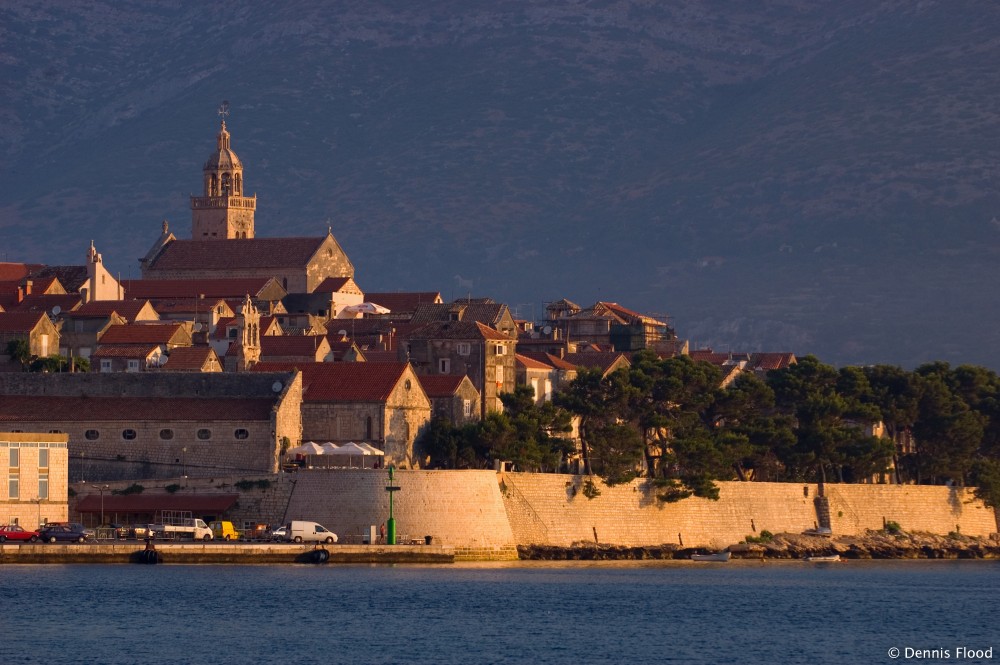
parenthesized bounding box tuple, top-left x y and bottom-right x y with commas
(803, 554, 841, 562)
(690, 551, 731, 562)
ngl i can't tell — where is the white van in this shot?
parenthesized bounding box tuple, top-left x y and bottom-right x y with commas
(287, 521, 338, 544)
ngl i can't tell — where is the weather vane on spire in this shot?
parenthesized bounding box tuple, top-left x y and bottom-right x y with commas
(218, 100, 230, 122)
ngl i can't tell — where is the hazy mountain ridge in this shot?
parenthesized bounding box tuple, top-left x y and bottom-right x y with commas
(2, 1, 999, 368)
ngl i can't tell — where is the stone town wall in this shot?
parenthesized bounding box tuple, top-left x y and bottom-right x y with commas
(500, 474, 1000, 547)
(824, 484, 996, 537)
(282, 469, 515, 552)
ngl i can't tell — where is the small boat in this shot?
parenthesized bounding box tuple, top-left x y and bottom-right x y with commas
(803, 554, 841, 562)
(690, 551, 731, 562)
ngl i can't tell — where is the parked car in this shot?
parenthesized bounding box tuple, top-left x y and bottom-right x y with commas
(0, 524, 40, 543)
(38, 524, 92, 543)
(209, 520, 241, 541)
(269, 525, 287, 541)
(287, 521, 338, 544)
(43, 522, 97, 540)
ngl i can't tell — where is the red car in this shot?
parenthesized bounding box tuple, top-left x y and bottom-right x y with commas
(0, 524, 40, 543)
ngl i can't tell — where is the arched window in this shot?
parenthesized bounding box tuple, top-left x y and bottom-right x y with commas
(221, 173, 232, 195)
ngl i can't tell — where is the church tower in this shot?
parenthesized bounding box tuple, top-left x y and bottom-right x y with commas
(190, 115, 256, 240)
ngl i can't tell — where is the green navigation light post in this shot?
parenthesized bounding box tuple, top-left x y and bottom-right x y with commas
(385, 465, 401, 545)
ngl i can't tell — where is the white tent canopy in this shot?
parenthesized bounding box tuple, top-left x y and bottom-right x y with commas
(320, 442, 341, 454)
(356, 442, 385, 456)
(287, 441, 325, 456)
(325, 442, 371, 456)
(341, 302, 391, 315)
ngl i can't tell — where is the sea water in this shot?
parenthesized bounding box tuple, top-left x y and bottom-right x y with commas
(2, 560, 997, 665)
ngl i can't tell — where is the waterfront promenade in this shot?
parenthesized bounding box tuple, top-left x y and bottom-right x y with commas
(0, 541, 453, 565)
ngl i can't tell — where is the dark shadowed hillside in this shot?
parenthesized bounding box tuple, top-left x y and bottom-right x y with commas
(2, 1, 999, 368)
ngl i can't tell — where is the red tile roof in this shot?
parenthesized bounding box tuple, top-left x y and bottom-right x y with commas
(162, 346, 220, 371)
(0, 396, 276, 422)
(365, 292, 443, 314)
(518, 352, 577, 371)
(750, 352, 797, 372)
(360, 351, 400, 363)
(9, 294, 81, 314)
(260, 335, 327, 357)
(407, 320, 511, 341)
(0, 312, 48, 333)
(252, 361, 413, 402)
(0, 263, 38, 282)
(418, 374, 466, 397)
(99, 323, 187, 345)
(516, 353, 554, 370)
(90, 344, 160, 359)
(314, 277, 359, 293)
(68, 300, 156, 322)
(563, 352, 630, 373)
(122, 278, 279, 300)
(29, 266, 88, 292)
(147, 238, 327, 271)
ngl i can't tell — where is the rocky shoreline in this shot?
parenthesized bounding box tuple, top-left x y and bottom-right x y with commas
(518, 530, 1000, 561)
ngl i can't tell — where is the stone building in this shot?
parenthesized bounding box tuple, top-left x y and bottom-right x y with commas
(418, 374, 481, 426)
(0, 312, 60, 359)
(190, 119, 257, 240)
(254, 361, 430, 467)
(92, 322, 192, 372)
(0, 432, 69, 528)
(59, 300, 159, 360)
(0, 372, 302, 481)
(160, 346, 223, 373)
(403, 320, 516, 415)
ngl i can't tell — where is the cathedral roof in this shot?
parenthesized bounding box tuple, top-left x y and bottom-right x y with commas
(146, 237, 329, 271)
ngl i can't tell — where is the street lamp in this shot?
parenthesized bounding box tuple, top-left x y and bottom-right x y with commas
(99, 484, 110, 527)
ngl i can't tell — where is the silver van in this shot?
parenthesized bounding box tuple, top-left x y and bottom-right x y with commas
(287, 520, 338, 544)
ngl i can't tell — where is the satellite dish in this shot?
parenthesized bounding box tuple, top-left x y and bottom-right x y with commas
(193, 323, 203, 332)
(337, 330, 348, 337)
(272, 381, 283, 393)
(543, 326, 552, 335)
(158, 355, 168, 367)
(51, 305, 61, 316)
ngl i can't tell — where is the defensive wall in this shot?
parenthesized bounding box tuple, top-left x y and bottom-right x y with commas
(69, 471, 999, 559)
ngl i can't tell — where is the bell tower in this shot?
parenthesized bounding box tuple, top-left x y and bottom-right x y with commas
(191, 102, 256, 240)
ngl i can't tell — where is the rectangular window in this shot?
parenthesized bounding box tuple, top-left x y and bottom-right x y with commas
(8, 473, 18, 500)
(496, 366, 504, 383)
(457, 343, 470, 356)
(38, 473, 48, 500)
(127, 359, 140, 372)
(38, 448, 49, 469)
(463, 399, 472, 418)
(439, 358, 451, 373)
(495, 344, 506, 355)
(9, 448, 18, 468)
(40, 334, 49, 356)
(100, 359, 112, 373)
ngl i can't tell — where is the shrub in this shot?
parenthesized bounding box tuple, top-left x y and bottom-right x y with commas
(164, 484, 181, 494)
(234, 479, 271, 491)
(112, 483, 144, 496)
(745, 530, 774, 544)
(884, 520, 902, 535)
(582, 478, 601, 500)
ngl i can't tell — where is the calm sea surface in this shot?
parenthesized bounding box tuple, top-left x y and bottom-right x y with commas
(2, 560, 998, 665)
